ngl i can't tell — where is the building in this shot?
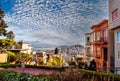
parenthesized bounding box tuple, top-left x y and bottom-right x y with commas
(8, 41, 33, 54)
(19, 42, 33, 54)
(109, 0, 120, 74)
(91, 19, 109, 71)
(85, 33, 94, 62)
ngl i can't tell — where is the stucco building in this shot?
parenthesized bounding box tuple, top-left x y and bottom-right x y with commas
(85, 33, 94, 62)
(109, 0, 120, 74)
(8, 41, 33, 54)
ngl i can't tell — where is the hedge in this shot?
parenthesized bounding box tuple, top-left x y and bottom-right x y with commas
(0, 63, 120, 81)
(0, 70, 49, 81)
(48, 69, 120, 81)
(0, 69, 120, 81)
(0, 63, 63, 70)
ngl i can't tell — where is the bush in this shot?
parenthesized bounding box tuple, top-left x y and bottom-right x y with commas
(0, 62, 62, 70)
(0, 68, 120, 81)
(49, 69, 120, 81)
(0, 70, 49, 81)
(68, 61, 76, 66)
(15, 52, 32, 63)
(6, 51, 16, 62)
(0, 63, 20, 68)
(46, 57, 63, 67)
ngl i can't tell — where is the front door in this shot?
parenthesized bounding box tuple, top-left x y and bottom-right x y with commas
(103, 48, 108, 71)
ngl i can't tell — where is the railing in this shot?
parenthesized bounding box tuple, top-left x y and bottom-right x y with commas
(85, 42, 92, 45)
(98, 67, 120, 74)
(100, 37, 108, 44)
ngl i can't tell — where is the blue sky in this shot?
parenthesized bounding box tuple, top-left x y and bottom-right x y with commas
(0, 0, 108, 49)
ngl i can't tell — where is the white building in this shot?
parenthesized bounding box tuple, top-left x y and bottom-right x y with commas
(20, 42, 33, 54)
(85, 33, 94, 62)
(9, 41, 33, 54)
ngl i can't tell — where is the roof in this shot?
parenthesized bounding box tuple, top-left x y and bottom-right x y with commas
(91, 19, 108, 29)
(7, 49, 28, 51)
(85, 32, 92, 35)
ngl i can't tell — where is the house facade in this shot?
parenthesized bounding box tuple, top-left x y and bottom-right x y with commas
(91, 19, 109, 71)
(109, 0, 120, 74)
(9, 41, 33, 54)
(85, 33, 94, 62)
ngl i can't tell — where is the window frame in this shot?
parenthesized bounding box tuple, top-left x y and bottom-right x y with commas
(118, 51, 120, 60)
(95, 32, 100, 41)
(117, 32, 120, 43)
(103, 29, 107, 41)
(112, 8, 119, 21)
(96, 47, 100, 55)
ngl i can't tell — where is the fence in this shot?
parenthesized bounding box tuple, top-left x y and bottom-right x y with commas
(98, 67, 120, 74)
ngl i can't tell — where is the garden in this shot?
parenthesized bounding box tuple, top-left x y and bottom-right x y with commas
(0, 68, 120, 81)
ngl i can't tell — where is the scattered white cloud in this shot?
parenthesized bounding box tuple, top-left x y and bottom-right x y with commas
(2, 0, 108, 49)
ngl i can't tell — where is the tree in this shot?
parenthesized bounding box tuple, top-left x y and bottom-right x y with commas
(0, 8, 17, 51)
(46, 56, 63, 67)
(0, 8, 4, 18)
(6, 31, 15, 39)
(0, 39, 18, 49)
(0, 8, 8, 36)
(15, 52, 32, 64)
(54, 47, 59, 54)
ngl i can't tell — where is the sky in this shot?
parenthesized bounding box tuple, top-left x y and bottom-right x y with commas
(0, 0, 108, 50)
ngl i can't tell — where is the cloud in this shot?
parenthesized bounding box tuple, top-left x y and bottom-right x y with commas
(2, 0, 108, 49)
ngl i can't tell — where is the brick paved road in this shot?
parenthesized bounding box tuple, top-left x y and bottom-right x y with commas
(8, 68, 57, 75)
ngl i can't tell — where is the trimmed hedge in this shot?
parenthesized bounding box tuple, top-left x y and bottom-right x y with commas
(0, 63, 63, 70)
(0, 69, 120, 81)
(48, 69, 120, 81)
(0, 70, 49, 81)
(0, 63, 120, 81)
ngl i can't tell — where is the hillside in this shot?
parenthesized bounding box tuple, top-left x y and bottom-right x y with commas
(58, 44, 85, 55)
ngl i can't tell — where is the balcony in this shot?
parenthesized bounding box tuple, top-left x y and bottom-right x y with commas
(100, 37, 108, 44)
(85, 42, 92, 45)
(86, 53, 93, 57)
(93, 37, 108, 45)
(95, 54, 100, 58)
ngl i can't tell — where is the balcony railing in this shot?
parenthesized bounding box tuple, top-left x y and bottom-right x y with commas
(86, 53, 93, 57)
(93, 37, 108, 45)
(85, 42, 92, 45)
(95, 54, 100, 58)
(100, 37, 108, 44)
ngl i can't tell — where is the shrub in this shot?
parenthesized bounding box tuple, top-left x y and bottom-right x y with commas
(46, 57, 63, 67)
(0, 70, 49, 81)
(15, 52, 32, 64)
(6, 51, 16, 62)
(68, 61, 76, 66)
(0, 68, 120, 81)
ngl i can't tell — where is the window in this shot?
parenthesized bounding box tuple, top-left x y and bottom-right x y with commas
(93, 32, 95, 41)
(112, 9, 118, 21)
(87, 37, 90, 42)
(96, 47, 100, 55)
(87, 47, 90, 54)
(118, 51, 120, 60)
(95, 32, 100, 41)
(118, 32, 120, 42)
(103, 30, 107, 41)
